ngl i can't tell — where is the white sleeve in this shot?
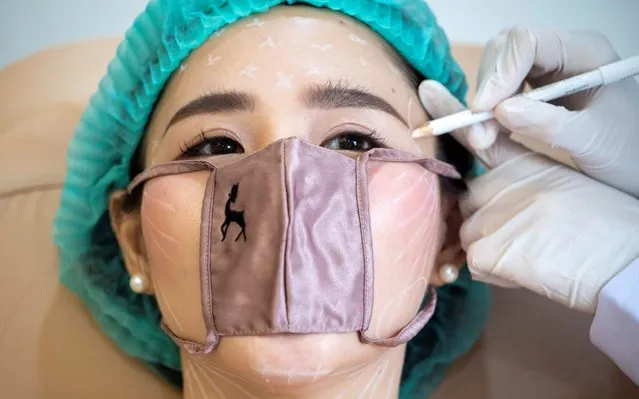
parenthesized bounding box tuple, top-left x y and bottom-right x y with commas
(590, 257, 639, 384)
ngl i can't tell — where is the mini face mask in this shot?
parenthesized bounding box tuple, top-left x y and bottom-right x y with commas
(128, 138, 460, 354)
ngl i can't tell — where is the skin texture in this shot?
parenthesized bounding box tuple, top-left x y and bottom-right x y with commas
(109, 5, 465, 399)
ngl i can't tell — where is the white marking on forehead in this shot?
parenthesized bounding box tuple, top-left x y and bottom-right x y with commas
(276, 72, 294, 90)
(206, 55, 220, 66)
(304, 65, 322, 76)
(259, 36, 276, 49)
(292, 16, 316, 26)
(239, 64, 258, 79)
(179, 63, 187, 72)
(213, 28, 225, 37)
(311, 43, 333, 52)
(246, 18, 265, 27)
(360, 58, 372, 67)
(388, 61, 401, 75)
(348, 33, 367, 45)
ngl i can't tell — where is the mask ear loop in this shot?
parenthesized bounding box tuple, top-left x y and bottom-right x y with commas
(361, 148, 462, 180)
(359, 287, 437, 347)
(355, 149, 459, 347)
(127, 159, 221, 355)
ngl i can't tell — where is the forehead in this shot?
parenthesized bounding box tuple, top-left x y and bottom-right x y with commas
(162, 5, 414, 105)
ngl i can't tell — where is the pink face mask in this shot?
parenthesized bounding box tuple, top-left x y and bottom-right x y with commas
(128, 138, 460, 354)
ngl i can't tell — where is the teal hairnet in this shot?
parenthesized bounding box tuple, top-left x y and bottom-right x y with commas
(53, 0, 490, 397)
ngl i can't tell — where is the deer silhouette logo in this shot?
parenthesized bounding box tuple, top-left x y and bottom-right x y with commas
(220, 183, 247, 242)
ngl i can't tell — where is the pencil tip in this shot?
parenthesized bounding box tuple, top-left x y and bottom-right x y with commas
(411, 125, 433, 138)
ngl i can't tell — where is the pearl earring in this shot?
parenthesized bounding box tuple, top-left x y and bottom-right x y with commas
(129, 274, 148, 293)
(438, 263, 459, 284)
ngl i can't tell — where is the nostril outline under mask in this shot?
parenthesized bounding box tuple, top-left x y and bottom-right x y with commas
(127, 137, 461, 354)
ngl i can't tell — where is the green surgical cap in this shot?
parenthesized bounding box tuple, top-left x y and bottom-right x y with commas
(53, 0, 490, 397)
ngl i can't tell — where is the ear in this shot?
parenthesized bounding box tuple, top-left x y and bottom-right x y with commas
(109, 190, 154, 295)
(430, 194, 466, 287)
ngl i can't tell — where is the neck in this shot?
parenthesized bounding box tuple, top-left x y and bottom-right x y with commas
(181, 346, 406, 399)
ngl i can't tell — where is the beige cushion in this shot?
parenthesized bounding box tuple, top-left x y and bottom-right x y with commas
(0, 39, 636, 399)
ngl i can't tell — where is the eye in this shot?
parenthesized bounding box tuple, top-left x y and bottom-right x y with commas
(321, 131, 387, 152)
(179, 134, 244, 158)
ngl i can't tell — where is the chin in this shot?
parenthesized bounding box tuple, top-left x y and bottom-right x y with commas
(212, 332, 384, 386)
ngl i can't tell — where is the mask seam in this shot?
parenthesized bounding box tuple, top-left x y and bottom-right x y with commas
(282, 139, 291, 329)
(356, 154, 372, 330)
(200, 171, 218, 350)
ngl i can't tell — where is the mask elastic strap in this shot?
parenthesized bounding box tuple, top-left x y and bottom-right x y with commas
(126, 159, 215, 193)
(355, 149, 452, 345)
(160, 321, 219, 355)
(127, 159, 220, 354)
(359, 287, 437, 347)
(364, 148, 461, 179)
(156, 172, 221, 355)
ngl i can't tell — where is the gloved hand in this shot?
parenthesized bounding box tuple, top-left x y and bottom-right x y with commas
(419, 79, 639, 313)
(467, 27, 639, 198)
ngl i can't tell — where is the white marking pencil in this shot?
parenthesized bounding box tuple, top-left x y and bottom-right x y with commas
(412, 55, 639, 138)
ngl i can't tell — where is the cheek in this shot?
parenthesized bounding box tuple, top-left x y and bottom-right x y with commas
(141, 173, 207, 341)
(367, 163, 442, 338)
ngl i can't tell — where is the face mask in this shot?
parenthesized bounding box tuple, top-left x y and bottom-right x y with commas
(127, 138, 460, 354)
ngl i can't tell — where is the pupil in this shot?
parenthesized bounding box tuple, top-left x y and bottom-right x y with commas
(212, 138, 235, 154)
(341, 136, 360, 150)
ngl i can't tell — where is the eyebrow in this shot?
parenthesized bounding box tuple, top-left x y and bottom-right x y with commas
(164, 91, 255, 134)
(302, 81, 408, 127)
(163, 81, 407, 135)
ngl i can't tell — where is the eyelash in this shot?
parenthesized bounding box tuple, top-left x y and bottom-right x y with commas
(361, 129, 386, 145)
(177, 129, 388, 158)
(178, 131, 215, 154)
(322, 129, 388, 151)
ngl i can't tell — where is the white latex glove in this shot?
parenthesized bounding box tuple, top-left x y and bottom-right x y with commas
(469, 27, 639, 198)
(419, 79, 639, 313)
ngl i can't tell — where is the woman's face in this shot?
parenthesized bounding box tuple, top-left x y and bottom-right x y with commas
(113, 5, 460, 387)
